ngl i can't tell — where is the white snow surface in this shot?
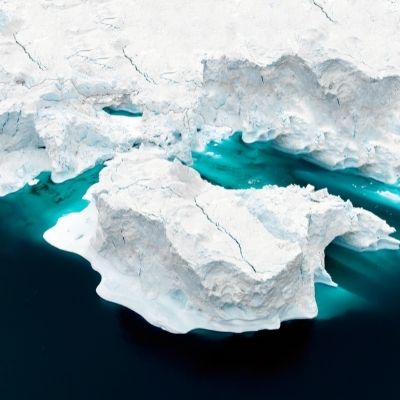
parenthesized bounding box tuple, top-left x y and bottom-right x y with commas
(2, 0, 400, 195)
(44, 148, 399, 333)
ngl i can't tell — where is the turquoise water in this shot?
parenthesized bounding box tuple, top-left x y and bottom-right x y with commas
(2, 133, 400, 399)
(0, 166, 102, 242)
(103, 106, 143, 118)
(193, 132, 400, 320)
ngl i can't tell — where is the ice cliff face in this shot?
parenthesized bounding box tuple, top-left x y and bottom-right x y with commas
(2, 0, 400, 195)
(44, 148, 399, 333)
(197, 57, 400, 184)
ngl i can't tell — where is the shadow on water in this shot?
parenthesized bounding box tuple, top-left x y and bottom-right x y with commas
(118, 307, 313, 376)
(324, 245, 400, 308)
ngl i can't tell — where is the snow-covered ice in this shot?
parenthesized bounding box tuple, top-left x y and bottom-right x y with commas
(2, 0, 400, 333)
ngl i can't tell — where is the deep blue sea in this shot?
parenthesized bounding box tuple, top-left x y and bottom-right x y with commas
(1, 132, 400, 399)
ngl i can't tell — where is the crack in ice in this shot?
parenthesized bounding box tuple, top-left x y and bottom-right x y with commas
(122, 47, 156, 84)
(13, 34, 47, 71)
(194, 197, 257, 273)
(1, 112, 10, 134)
(15, 110, 21, 134)
(312, 1, 335, 23)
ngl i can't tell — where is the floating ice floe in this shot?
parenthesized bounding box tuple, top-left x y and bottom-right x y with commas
(44, 148, 399, 333)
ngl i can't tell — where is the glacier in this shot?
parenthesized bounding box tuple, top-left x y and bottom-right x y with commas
(1, 0, 400, 332)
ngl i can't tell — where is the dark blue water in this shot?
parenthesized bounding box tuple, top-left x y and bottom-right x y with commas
(1, 133, 400, 399)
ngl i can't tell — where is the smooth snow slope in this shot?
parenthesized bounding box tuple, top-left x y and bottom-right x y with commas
(44, 148, 399, 333)
(1, 0, 400, 195)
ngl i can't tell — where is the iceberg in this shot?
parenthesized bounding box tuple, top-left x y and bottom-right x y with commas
(44, 148, 399, 333)
(2, 0, 400, 195)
